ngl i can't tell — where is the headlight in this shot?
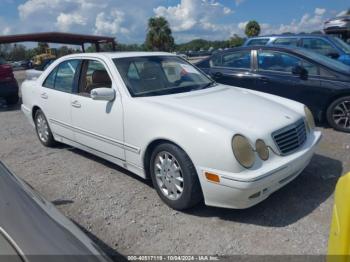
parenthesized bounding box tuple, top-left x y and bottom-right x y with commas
(232, 135, 255, 168)
(255, 139, 269, 161)
(304, 106, 315, 130)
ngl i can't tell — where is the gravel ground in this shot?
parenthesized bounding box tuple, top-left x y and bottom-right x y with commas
(1, 71, 349, 259)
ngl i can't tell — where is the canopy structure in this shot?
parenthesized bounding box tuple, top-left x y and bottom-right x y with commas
(0, 32, 116, 52)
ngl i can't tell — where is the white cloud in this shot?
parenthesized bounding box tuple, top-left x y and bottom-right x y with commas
(1, 26, 11, 35)
(315, 8, 326, 16)
(56, 13, 87, 31)
(154, 0, 233, 32)
(94, 9, 129, 35)
(235, 0, 245, 6)
(2, 1, 337, 44)
(262, 8, 328, 35)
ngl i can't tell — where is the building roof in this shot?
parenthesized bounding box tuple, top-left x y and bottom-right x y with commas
(0, 32, 116, 46)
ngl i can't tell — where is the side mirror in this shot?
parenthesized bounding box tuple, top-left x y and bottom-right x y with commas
(292, 65, 308, 80)
(90, 88, 115, 101)
(327, 52, 340, 59)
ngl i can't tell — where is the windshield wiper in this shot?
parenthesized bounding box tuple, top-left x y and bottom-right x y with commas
(198, 81, 218, 90)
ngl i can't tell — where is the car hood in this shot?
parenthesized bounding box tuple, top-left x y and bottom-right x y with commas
(145, 84, 303, 136)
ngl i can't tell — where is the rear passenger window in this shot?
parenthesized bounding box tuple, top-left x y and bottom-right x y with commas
(246, 39, 269, 46)
(273, 38, 298, 46)
(55, 60, 80, 93)
(214, 51, 251, 69)
(43, 60, 80, 93)
(43, 67, 57, 89)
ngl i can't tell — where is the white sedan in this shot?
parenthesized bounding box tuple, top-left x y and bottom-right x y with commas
(21, 52, 321, 210)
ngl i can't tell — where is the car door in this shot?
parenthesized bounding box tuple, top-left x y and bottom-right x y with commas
(40, 59, 81, 141)
(70, 58, 125, 161)
(208, 50, 257, 88)
(253, 50, 321, 108)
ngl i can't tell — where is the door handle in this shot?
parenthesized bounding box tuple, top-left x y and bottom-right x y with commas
(40, 92, 48, 99)
(71, 100, 81, 108)
(259, 77, 270, 84)
(213, 72, 223, 79)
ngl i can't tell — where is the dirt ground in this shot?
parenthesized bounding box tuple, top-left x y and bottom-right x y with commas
(0, 71, 349, 259)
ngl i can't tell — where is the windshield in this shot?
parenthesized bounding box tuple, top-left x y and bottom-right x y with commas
(331, 36, 350, 54)
(298, 48, 350, 74)
(113, 56, 215, 97)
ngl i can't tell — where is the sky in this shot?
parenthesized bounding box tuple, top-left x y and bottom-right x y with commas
(0, 0, 348, 44)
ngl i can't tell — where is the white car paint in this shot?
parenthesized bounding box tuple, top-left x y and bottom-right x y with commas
(21, 52, 321, 209)
(25, 68, 43, 80)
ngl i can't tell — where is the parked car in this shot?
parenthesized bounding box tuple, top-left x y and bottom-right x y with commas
(21, 52, 321, 210)
(0, 161, 112, 261)
(0, 57, 19, 105)
(328, 171, 350, 256)
(324, 15, 350, 35)
(243, 34, 350, 65)
(26, 58, 55, 80)
(196, 46, 350, 133)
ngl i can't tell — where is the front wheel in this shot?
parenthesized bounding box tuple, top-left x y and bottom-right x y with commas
(326, 96, 350, 133)
(34, 109, 56, 147)
(150, 143, 203, 210)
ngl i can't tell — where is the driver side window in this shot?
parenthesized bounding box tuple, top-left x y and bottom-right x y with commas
(257, 51, 319, 75)
(78, 60, 112, 97)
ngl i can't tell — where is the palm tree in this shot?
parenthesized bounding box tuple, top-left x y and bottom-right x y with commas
(145, 17, 174, 52)
(245, 20, 261, 38)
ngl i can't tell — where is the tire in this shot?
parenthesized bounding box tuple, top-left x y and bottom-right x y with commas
(326, 96, 350, 133)
(6, 95, 19, 105)
(34, 109, 56, 147)
(150, 143, 203, 210)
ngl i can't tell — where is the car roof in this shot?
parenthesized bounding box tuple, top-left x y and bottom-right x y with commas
(62, 51, 176, 60)
(214, 45, 302, 54)
(247, 34, 331, 39)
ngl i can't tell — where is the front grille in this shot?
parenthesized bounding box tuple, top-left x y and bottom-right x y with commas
(272, 119, 307, 155)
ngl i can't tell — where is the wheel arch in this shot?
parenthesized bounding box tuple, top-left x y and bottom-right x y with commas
(143, 138, 190, 179)
(325, 92, 350, 116)
(31, 105, 42, 121)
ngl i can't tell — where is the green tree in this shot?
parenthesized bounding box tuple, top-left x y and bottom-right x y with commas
(229, 34, 245, 47)
(8, 44, 26, 61)
(37, 42, 49, 53)
(245, 20, 261, 38)
(145, 16, 174, 52)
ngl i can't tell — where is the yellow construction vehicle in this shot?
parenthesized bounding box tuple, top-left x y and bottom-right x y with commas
(33, 48, 56, 66)
(328, 172, 350, 262)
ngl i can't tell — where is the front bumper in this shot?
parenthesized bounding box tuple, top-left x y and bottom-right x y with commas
(197, 130, 322, 209)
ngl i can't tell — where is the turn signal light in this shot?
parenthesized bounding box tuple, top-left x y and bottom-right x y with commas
(205, 172, 220, 183)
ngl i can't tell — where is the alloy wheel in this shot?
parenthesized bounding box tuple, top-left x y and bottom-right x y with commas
(332, 100, 350, 130)
(154, 151, 184, 201)
(36, 114, 50, 143)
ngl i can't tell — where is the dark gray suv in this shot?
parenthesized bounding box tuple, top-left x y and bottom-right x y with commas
(243, 34, 350, 65)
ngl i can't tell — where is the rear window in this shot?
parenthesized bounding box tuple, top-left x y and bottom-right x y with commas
(246, 38, 269, 46)
(273, 38, 298, 46)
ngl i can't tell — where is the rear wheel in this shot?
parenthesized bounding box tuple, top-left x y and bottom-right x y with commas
(326, 96, 350, 133)
(6, 95, 19, 105)
(150, 143, 202, 210)
(34, 109, 56, 147)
